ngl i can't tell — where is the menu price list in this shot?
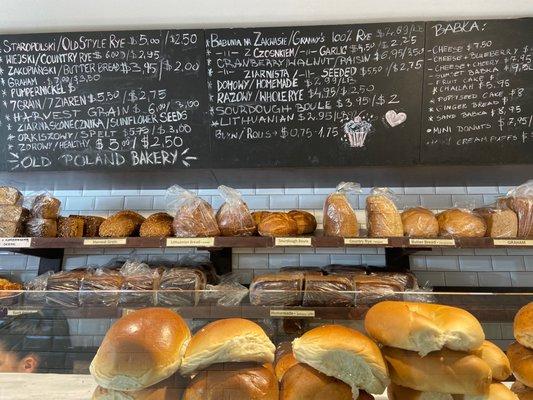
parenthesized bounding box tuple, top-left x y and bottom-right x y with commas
(0, 30, 209, 171)
(206, 23, 425, 168)
(422, 19, 533, 164)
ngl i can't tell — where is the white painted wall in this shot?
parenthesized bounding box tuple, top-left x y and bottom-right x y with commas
(0, 0, 532, 33)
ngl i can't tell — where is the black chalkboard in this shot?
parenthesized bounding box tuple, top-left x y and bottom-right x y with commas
(421, 19, 533, 164)
(0, 30, 209, 171)
(206, 23, 425, 168)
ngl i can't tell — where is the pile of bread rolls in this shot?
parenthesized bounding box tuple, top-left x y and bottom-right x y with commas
(365, 301, 517, 400)
(510, 302, 533, 400)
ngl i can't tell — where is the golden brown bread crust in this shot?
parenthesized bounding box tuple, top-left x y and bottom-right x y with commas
(383, 346, 492, 395)
(99, 211, 145, 237)
(139, 213, 174, 237)
(512, 381, 533, 400)
(57, 216, 84, 238)
(506, 197, 533, 238)
(514, 302, 533, 349)
(216, 202, 256, 236)
(172, 199, 220, 237)
(92, 374, 187, 400)
(323, 193, 359, 237)
(366, 195, 403, 237)
(182, 363, 279, 400)
(401, 207, 439, 237)
(508, 341, 533, 388)
(0, 186, 22, 205)
(470, 340, 511, 381)
(474, 207, 518, 238)
(90, 308, 191, 391)
(287, 210, 317, 235)
(0, 277, 22, 291)
(275, 342, 299, 381)
(252, 211, 271, 226)
(258, 213, 298, 237)
(437, 209, 487, 237)
(388, 382, 518, 400)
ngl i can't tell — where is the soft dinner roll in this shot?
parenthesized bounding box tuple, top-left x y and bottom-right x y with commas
(470, 340, 511, 381)
(388, 382, 517, 400)
(507, 341, 533, 388)
(92, 374, 187, 399)
(512, 381, 533, 400)
(182, 362, 278, 400)
(382, 347, 492, 395)
(364, 301, 485, 355)
(90, 308, 190, 392)
(274, 342, 299, 381)
(281, 363, 375, 400)
(514, 303, 533, 349)
(180, 318, 275, 376)
(292, 324, 389, 397)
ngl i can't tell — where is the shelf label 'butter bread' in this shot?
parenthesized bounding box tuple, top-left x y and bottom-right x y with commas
(0, 237, 31, 248)
(493, 239, 533, 246)
(274, 237, 312, 246)
(84, 238, 127, 246)
(409, 238, 456, 246)
(344, 238, 389, 245)
(270, 309, 316, 318)
(166, 237, 215, 247)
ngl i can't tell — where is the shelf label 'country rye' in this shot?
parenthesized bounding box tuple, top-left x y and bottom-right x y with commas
(344, 238, 389, 245)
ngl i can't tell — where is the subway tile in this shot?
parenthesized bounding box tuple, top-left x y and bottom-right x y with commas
(54, 189, 83, 197)
(413, 271, 446, 287)
(482, 195, 499, 205)
(492, 256, 525, 271)
(86, 255, 122, 266)
(298, 195, 328, 209)
(500, 323, 514, 339)
(78, 319, 110, 336)
(64, 256, 88, 269)
(507, 249, 533, 256)
(481, 322, 502, 340)
(25, 256, 40, 270)
(94, 197, 124, 211)
(197, 189, 220, 195)
(64, 196, 95, 211)
(241, 195, 269, 210)
(82, 189, 111, 196)
(459, 256, 492, 271)
(478, 272, 512, 287)
(396, 195, 421, 209)
(284, 247, 316, 254)
(139, 188, 166, 196)
(254, 247, 285, 254)
(444, 272, 478, 286)
(124, 196, 153, 210)
(148, 254, 179, 263)
(330, 254, 364, 265)
(362, 255, 386, 266)
(232, 247, 254, 254)
(435, 186, 467, 194)
(467, 186, 499, 194)
(345, 247, 377, 254)
(255, 188, 284, 195)
(409, 256, 427, 271)
(299, 254, 332, 266)
(498, 186, 515, 195)
(269, 195, 298, 210)
(404, 187, 436, 195)
(440, 248, 475, 256)
(152, 196, 168, 210)
(236, 254, 268, 269)
(211, 197, 224, 210)
(284, 188, 314, 195)
(313, 187, 335, 195)
(525, 256, 533, 271)
(426, 256, 460, 271)
(451, 195, 484, 208)
(110, 189, 140, 196)
(420, 195, 453, 209)
(474, 248, 508, 256)
(510, 272, 533, 287)
(0, 255, 27, 270)
(235, 188, 255, 195)
(268, 254, 300, 268)
(315, 247, 346, 254)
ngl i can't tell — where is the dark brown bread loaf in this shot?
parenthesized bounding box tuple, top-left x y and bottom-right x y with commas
(250, 272, 304, 306)
(303, 275, 355, 307)
(99, 211, 145, 237)
(57, 216, 84, 238)
(25, 218, 57, 237)
(139, 212, 174, 237)
(71, 215, 105, 237)
(31, 194, 61, 219)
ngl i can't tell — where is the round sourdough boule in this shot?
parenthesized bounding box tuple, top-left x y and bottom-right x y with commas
(508, 341, 533, 388)
(258, 213, 298, 237)
(287, 210, 317, 235)
(470, 340, 511, 381)
(514, 302, 533, 349)
(512, 381, 533, 400)
(388, 382, 517, 400)
(292, 324, 389, 397)
(90, 308, 190, 391)
(179, 318, 275, 376)
(364, 301, 485, 355)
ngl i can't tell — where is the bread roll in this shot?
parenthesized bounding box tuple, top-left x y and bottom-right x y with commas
(401, 207, 439, 237)
(292, 324, 389, 396)
(506, 197, 533, 238)
(99, 211, 145, 237)
(275, 342, 299, 381)
(182, 363, 278, 400)
(364, 301, 484, 355)
(281, 363, 373, 400)
(474, 207, 518, 238)
(258, 213, 298, 237)
(90, 308, 190, 391)
(470, 340, 511, 381)
(366, 194, 403, 237)
(92, 374, 187, 399)
(287, 210, 317, 235)
(388, 382, 517, 400)
(216, 186, 256, 236)
(514, 302, 533, 349)
(139, 213, 174, 237)
(383, 346, 492, 395)
(323, 193, 359, 237)
(507, 341, 533, 388)
(512, 381, 533, 400)
(180, 318, 275, 376)
(437, 209, 486, 237)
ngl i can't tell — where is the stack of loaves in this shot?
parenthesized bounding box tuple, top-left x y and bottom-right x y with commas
(365, 301, 517, 400)
(0, 186, 28, 237)
(509, 302, 533, 400)
(26, 193, 61, 237)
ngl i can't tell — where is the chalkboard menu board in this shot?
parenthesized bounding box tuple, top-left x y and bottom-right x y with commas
(206, 23, 425, 167)
(422, 19, 533, 164)
(0, 30, 208, 171)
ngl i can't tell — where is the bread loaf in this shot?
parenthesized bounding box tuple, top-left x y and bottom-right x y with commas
(57, 216, 84, 238)
(31, 194, 61, 219)
(46, 270, 85, 307)
(258, 212, 298, 237)
(71, 215, 105, 237)
(80, 270, 124, 307)
(90, 308, 190, 391)
(139, 212, 174, 237)
(249, 272, 304, 306)
(323, 193, 359, 237)
(252, 211, 271, 226)
(99, 211, 145, 237)
(506, 197, 533, 238)
(512, 381, 533, 400)
(292, 324, 390, 396)
(366, 194, 403, 237)
(474, 207, 518, 237)
(364, 301, 484, 355)
(180, 318, 275, 376)
(514, 302, 533, 349)
(302, 274, 354, 307)
(0, 221, 21, 237)
(383, 346, 492, 395)
(437, 209, 487, 237)
(25, 218, 57, 237)
(349, 272, 418, 304)
(216, 186, 256, 236)
(507, 341, 533, 388)
(157, 267, 206, 306)
(388, 382, 517, 400)
(287, 210, 317, 235)
(0, 186, 22, 205)
(470, 340, 511, 381)
(0, 205, 24, 223)
(172, 198, 220, 237)
(401, 207, 439, 237)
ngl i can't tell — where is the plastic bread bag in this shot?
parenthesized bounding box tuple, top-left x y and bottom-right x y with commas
(436, 207, 487, 238)
(401, 207, 439, 237)
(157, 267, 206, 306)
(216, 185, 256, 236)
(503, 180, 533, 238)
(24, 191, 61, 219)
(323, 182, 361, 237)
(0, 180, 24, 206)
(474, 204, 518, 238)
(178, 252, 219, 285)
(46, 269, 86, 307)
(80, 268, 124, 307)
(25, 217, 57, 237)
(200, 272, 249, 306)
(0, 205, 26, 223)
(166, 185, 220, 237)
(249, 272, 304, 306)
(119, 260, 159, 306)
(0, 221, 23, 237)
(24, 271, 53, 305)
(302, 274, 355, 307)
(349, 270, 419, 305)
(366, 187, 403, 237)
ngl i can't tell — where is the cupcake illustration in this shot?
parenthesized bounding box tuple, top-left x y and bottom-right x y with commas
(343, 117, 372, 148)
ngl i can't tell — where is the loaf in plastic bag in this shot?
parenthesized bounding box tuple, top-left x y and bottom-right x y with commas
(0, 186, 22, 206)
(30, 193, 61, 219)
(502, 181, 533, 238)
(0, 221, 22, 237)
(200, 273, 249, 306)
(437, 208, 487, 237)
(474, 206, 518, 238)
(178, 253, 219, 285)
(119, 260, 158, 306)
(167, 185, 220, 237)
(216, 185, 255, 236)
(80, 268, 124, 306)
(46, 270, 85, 307)
(366, 187, 403, 237)
(401, 207, 439, 237)
(323, 182, 361, 237)
(24, 271, 53, 305)
(25, 218, 57, 237)
(302, 274, 355, 307)
(249, 272, 304, 306)
(158, 267, 206, 306)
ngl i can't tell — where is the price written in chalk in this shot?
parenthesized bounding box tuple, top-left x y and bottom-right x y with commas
(84, 238, 127, 246)
(166, 237, 215, 247)
(493, 239, 533, 247)
(0, 238, 32, 248)
(270, 309, 316, 318)
(409, 238, 456, 246)
(344, 238, 389, 245)
(274, 237, 312, 246)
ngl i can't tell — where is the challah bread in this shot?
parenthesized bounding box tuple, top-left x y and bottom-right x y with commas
(292, 324, 389, 397)
(364, 301, 484, 355)
(470, 340, 511, 381)
(507, 341, 533, 388)
(514, 302, 533, 349)
(388, 382, 517, 400)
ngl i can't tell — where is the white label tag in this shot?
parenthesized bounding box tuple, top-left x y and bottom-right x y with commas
(344, 238, 389, 245)
(84, 238, 127, 245)
(0, 237, 31, 248)
(7, 309, 38, 316)
(274, 237, 312, 246)
(409, 238, 456, 246)
(493, 239, 533, 246)
(270, 309, 316, 317)
(166, 237, 215, 247)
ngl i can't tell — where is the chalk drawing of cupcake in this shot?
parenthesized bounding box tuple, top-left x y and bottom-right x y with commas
(343, 117, 372, 148)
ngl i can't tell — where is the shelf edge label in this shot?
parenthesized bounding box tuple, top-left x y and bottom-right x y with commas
(274, 237, 312, 246)
(84, 238, 127, 246)
(270, 309, 315, 318)
(344, 238, 389, 245)
(409, 238, 456, 246)
(0, 237, 32, 248)
(493, 239, 533, 246)
(166, 237, 215, 247)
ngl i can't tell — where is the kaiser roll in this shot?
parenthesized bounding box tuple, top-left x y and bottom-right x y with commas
(512, 381, 533, 400)
(383, 346, 492, 395)
(287, 210, 317, 235)
(514, 302, 533, 349)
(401, 207, 439, 237)
(366, 194, 403, 237)
(92, 374, 187, 399)
(180, 318, 275, 376)
(470, 340, 511, 381)
(323, 193, 359, 237)
(388, 382, 517, 400)
(90, 308, 191, 391)
(292, 324, 389, 397)
(437, 209, 486, 237)
(258, 213, 298, 237)
(507, 341, 533, 388)
(364, 301, 484, 356)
